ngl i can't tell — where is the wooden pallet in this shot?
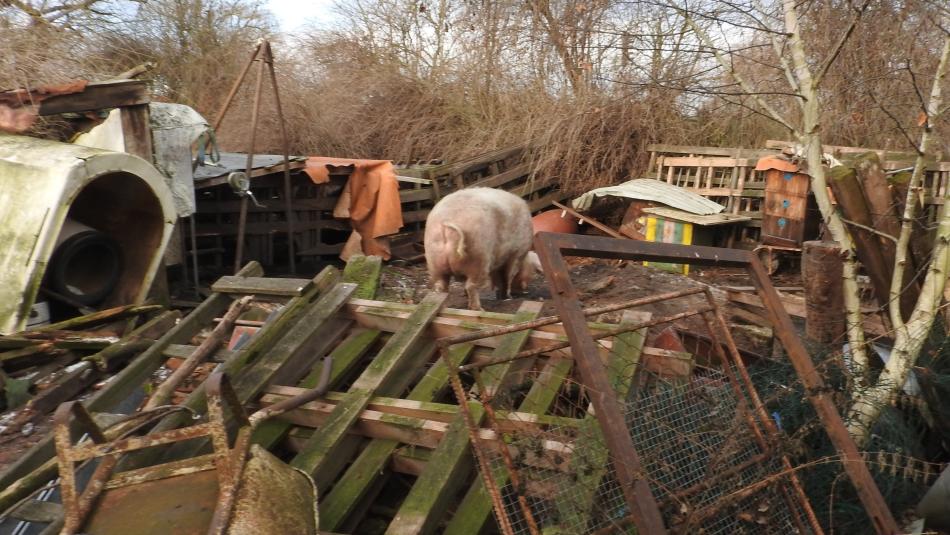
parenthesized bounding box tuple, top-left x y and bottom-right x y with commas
(0, 256, 655, 534)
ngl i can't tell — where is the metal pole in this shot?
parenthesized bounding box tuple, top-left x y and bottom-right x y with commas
(441, 287, 707, 348)
(263, 41, 297, 274)
(234, 46, 267, 274)
(212, 41, 263, 132)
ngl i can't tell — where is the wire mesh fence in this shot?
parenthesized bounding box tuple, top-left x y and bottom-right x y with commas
(466, 361, 819, 535)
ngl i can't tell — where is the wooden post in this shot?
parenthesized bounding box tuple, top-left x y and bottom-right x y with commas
(802, 241, 845, 345)
(855, 153, 918, 319)
(828, 166, 892, 309)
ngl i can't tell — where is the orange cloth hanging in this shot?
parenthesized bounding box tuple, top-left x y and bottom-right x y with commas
(304, 157, 404, 259)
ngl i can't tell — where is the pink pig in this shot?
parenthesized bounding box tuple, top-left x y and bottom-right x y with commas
(424, 187, 540, 310)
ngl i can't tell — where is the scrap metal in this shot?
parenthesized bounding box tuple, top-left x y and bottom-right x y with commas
(532, 231, 899, 535)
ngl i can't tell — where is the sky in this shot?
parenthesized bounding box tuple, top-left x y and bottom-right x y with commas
(267, 0, 340, 31)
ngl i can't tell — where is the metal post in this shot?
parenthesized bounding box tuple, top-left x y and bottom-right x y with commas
(534, 234, 668, 534)
(234, 46, 267, 274)
(262, 42, 297, 274)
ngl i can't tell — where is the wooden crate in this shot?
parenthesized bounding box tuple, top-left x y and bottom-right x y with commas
(758, 159, 820, 248)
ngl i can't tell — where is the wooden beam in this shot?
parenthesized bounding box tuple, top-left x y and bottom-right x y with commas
(211, 275, 314, 296)
(37, 80, 149, 116)
(385, 302, 543, 535)
(290, 292, 447, 489)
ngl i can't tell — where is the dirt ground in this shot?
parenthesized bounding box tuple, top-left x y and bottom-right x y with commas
(381, 256, 802, 355)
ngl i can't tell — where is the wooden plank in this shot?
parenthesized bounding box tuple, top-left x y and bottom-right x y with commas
(552, 201, 625, 239)
(468, 162, 531, 189)
(261, 387, 581, 431)
(660, 156, 750, 168)
(555, 310, 649, 529)
(385, 302, 544, 535)
(342, 255, 383, 299)
(646, 143, 774, 159)
(397, 175, 434, 185)
(641, 207, 751, 226)
(290, 292, 447, 488)
(317, 342, 475, 531)
(0, 261, 263, 496)
(726, 289, 807, 318)
(251, 328, 383, 450)
(210, 275, 314, 296)
(283, 409, 577, 463)
(346, 301, 615, 359)
(400, 187, 435, 203)
(37, 80, 149, 116)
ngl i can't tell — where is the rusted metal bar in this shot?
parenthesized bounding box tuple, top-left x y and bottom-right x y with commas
(440, 287, 706, 348)
(262, 41, 297, 274)
(53, 401, 111, 534)
(234, 45, 268, 274)
(457, 307, 713, 372)
(249, 356, 332, 426)
(747, 259, 898, 534)
(441, 348, 516, 535)
(700, 290, 823, 534)
(144, 296, 253, 410)
(535, 232, 668, 534)
(212, 40, 263, 132)
(533, 231, 897, 535)
(471, 369, 541, 535)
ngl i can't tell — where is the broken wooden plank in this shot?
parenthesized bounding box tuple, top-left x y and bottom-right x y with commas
(250, 328, 382, 450)
(0, 262, 264, 493)
(385, 301, 544, 535)
(342, 254, 383, 299)
(552, 200, 626, 239)
(290, 292, 447, 489)
(211, 275, 314, 296)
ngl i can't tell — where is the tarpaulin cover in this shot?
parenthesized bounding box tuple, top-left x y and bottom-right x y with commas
(571, 178, 725, 215)
(304, 157, 404, 260)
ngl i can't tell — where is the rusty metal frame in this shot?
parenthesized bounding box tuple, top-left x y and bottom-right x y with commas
(533, 231, 899, 535)
(53, 373, 252, 535)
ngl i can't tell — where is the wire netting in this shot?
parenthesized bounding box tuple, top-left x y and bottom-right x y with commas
(464, 357, 820, 535)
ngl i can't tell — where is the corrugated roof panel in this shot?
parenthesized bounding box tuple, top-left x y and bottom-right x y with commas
(571, 179, 725, 215)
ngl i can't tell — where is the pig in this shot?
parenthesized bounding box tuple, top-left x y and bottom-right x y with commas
(424, 187, 536, 310)
(511, 250, 542, 295)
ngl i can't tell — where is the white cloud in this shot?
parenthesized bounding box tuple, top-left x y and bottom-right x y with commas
(267, 0, 339, 31)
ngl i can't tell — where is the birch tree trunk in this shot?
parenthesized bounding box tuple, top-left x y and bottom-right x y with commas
(847, 29, 950, 446)
(782, 0, 869, 375)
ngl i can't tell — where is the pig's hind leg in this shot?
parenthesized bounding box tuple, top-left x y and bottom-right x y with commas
(491, 269, 509, 301)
